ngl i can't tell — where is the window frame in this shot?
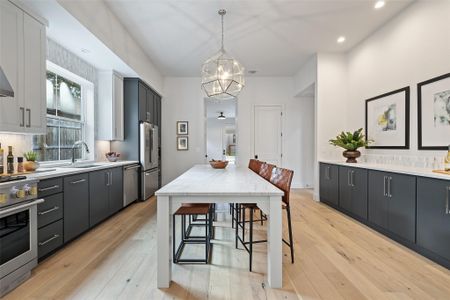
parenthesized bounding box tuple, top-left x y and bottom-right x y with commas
(35, 61, 94, 165)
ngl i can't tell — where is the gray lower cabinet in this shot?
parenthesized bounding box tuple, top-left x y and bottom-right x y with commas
(89, 169, 110, 226)
(368, 171, 416, 242)
(89, 167, 124, 226)
(338, 166, 368, 219)
(38, 219, 63, 259)
(109, 167, 123, 215)
(319, 163, 339, 206)
(64, 173, 89, 242)
(417, 177, 450, 262)
(37, 193, 63, 228)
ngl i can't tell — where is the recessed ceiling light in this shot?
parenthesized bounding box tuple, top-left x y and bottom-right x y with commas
(81, 48, 90, 54)
(374, 0, 385, 9)
(337, 36, 346, 44)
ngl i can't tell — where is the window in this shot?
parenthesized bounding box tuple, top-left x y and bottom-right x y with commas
(33, 63, 93, 162)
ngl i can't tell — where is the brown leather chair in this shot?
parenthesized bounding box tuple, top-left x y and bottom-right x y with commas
(248, 159, 264, 173)
(236, 166, 295, 271)
(259, 163, 275, 181)
(270, 167, 295, 263)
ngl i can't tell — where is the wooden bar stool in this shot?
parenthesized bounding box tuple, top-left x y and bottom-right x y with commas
(172, 204, 212, 264)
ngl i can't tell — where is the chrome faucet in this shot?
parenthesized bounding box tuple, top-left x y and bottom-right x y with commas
(71, 141, 90, 163)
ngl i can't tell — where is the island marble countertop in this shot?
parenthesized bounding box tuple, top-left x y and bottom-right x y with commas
(25, 161, 139, 180)
(320, 160, 450, 181)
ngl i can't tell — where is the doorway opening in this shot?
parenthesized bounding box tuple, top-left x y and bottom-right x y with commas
(205, 98, 237, 164)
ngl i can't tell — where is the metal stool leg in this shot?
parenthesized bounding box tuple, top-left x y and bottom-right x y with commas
(249, 208, 254, 272)
(286, 205, 294, 263)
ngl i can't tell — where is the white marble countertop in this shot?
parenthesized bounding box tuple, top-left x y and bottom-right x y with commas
(26, 161, 139, 180)
(320, 160, 450, 181)
(156, 164, 283, 196)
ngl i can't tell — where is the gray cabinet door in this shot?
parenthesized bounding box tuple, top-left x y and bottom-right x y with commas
(417, 177, 450, 261)
(368, 170, 389, 229)
(64, 173, 89, 242)
(89, 169, 110, 227)
(339, 166, 352, 212)
(109, 167, 123, 215)
(339, 166, 367, 219)
(147, 89, 155, 124)
(319, 163, 339, 206)
(388, 173, 416, 243)
(138, 82, 147, 122)
(351, 168, 368, 219)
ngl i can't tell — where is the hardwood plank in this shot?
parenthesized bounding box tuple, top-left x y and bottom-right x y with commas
(4, 189, 450, 300)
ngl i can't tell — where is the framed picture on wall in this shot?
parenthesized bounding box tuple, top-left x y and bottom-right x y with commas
(177, 136, 188, 151)
(365, 87, 410, 149)
(418, 73, 450, 150)
(177, 121, 189, 135)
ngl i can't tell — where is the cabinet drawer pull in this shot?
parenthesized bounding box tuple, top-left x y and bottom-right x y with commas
(383, 176, 387, 196)
(39, 234, 60, 246)
(70, 179, 86, 185)
(38, 206, 59, 215)
(38, 185, 60, 192)
(351, 171, 355, 187)
(20, 107, 25, 127)
(446, 186, 450, 215)
(26, 108, 31, 128)
(388, 177, 392, 198)
(347, 171, 351, 186)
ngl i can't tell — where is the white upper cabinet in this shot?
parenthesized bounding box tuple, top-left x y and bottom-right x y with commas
(0, 0, 46, 134)
(23, 12, 46, 133)
(97, 71, 124, 141)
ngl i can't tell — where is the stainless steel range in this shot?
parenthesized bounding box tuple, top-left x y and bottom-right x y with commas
(0, 177, 43, 297)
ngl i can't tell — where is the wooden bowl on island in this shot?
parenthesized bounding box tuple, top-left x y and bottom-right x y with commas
(209, 160, 228, 169)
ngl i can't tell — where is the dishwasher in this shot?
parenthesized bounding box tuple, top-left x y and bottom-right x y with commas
(123, 164, 140, 207)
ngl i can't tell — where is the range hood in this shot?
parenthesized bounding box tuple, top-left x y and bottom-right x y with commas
(0, 66, 14, 97)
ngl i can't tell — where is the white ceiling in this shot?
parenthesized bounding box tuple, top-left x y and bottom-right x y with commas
(206, 99, 236, 118)
(105, 0, 413, 77)
(19, 0, 137, 77)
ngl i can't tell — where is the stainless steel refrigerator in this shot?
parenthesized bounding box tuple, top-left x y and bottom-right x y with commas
(140, 122, 159, 200)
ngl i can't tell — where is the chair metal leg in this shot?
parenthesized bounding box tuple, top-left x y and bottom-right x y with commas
(235, 204, 239, 248)
(249, 208, 254, 272)
(260, 209, 264, 225)
(241, 206, 245, 243)
(286, 205, 294, 263)
(172, 214, 176, 263)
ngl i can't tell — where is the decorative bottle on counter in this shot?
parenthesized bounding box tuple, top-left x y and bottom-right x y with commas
(0, 143, 4, 174)
(17, 157, 24, 173)
(445, 145, 450, 171)
(7, 146, 14, 174)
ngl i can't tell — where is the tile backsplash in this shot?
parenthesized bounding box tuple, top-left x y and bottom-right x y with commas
(0, 134, 32, 158)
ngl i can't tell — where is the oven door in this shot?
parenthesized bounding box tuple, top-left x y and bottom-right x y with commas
(0, 200, 42, 279)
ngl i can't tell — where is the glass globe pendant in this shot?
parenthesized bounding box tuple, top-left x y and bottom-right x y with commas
(201, 9, 245, 100)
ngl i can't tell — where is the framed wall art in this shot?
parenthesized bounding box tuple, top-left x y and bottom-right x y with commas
(365, 87, 410, 149)
(417, 73, 450, 150)
(177, 136, 189, 151)
(177, 121, 189, 135)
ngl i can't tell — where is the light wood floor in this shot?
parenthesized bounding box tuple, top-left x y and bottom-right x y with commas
(5, 189, 450, 300)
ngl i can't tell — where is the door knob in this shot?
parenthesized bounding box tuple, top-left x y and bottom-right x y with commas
(254, 155, 258, 159)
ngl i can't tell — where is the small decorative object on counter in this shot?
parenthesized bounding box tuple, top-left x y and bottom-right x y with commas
(329, 128, 372, 163)
(23, 151, 39, 171)
(445, 145, 450, 171)
(0, 143, 4, 174)
(17, 157, 24, 173)
(7, 146, 14, 174)
(209, 159, 228, 169)
(105, 152, 120, 162)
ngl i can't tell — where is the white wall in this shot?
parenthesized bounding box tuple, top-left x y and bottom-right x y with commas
(162, 77, 305, 187)
(347, 0, 450, 160)
(57, 0, 163, 94)
(207, 118, 235, 160)
(297, 96, 315, 188)
(294, 55, 317, 96)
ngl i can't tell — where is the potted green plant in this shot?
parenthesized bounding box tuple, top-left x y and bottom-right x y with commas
(329, 128, 372, 163)
(24, 151, 40, 171)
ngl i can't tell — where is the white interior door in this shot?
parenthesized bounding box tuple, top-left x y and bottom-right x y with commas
(254, 105, 282, 165)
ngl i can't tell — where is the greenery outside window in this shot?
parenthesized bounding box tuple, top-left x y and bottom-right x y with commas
(33, 62, 94, 162)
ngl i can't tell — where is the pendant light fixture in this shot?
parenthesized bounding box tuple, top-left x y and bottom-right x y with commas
(217, 112, 226, 120)
(201, 9, 245, 100)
